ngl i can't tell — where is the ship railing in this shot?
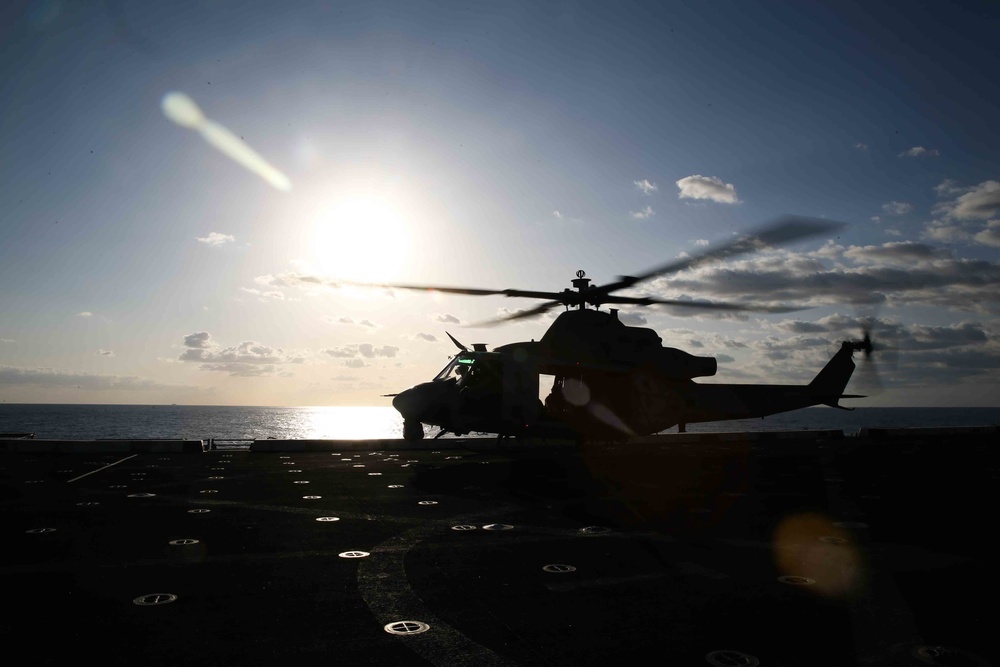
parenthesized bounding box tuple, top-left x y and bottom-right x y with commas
(209, 438, 254, 451)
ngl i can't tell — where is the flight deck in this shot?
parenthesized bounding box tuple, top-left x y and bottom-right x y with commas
(1, 429, 996, 666)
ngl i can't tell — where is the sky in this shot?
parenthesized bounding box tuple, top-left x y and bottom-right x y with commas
(1, 0, 998, 407)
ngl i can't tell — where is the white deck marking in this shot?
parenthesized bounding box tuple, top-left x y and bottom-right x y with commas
(67, 455, 137, 483)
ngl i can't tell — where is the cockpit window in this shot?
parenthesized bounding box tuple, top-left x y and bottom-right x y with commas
(434, 355, 475, 382)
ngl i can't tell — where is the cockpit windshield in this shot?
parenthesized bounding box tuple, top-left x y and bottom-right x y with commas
(434, 354, 476, 382)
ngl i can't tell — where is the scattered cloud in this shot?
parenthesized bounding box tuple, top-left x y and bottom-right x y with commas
(676, 175, 741, 204)
(898, 146, 939, 158)
(647, 241, 1000, 314)
(1, 338, 13, 343)
(0, 365, 193, 391)
(630, 205, 655, 219)
(416, 333, 438, 342)
(936, 180, 1000, 220)
(196, 232, 235, 246)
(925, 181, 1000, 247)
(179, 334, 305, 376)
(617, 311, 648, 326)
(974, 220, 1000, 247)
(95, 349, 114, 356)
(332, 375, 360, 381)
(634, 179, 658, 195)
(76, 311, 92, 318)
(322, 344, 400, 359)
(183, 331, 212, 348)
(343, 359, 368, 368)
(870, 216, 881, 223)
(694, 239, 710, 247)
(241, 287, 285, 301)
(435, 313, 461, 324)
(553, 210, 563, 219)
(854, 143, 868, 150)
(881, 201, 913, 215)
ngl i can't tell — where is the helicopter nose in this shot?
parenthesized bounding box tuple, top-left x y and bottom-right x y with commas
(391, 383, 437, 421)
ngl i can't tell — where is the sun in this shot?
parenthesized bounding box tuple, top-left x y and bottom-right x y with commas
(309, 196, 410, 282)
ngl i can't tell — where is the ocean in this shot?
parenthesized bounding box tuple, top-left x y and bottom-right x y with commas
(1, 404, 998, 441)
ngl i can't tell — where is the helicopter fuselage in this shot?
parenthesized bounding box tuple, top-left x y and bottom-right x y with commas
(391, 309, 863, 439)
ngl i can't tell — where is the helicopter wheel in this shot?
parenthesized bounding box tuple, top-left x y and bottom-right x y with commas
(403, 420, 424, 441)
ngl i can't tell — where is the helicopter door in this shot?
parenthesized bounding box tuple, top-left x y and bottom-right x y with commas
(502, 356, 539, 427)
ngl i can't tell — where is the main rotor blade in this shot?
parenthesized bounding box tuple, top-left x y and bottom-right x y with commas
(597, 216, 844, 295)
(601, 295, 809, 313)
(467, 301, 561, 327)
(352, 282, 569, 301)
(445, 331, 468, 352)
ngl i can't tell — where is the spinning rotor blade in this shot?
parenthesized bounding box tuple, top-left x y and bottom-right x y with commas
(598, 216, 844, 295)
(445, 332, 469, 352)
(468, 301, 562, 327)
(600, 294, 809, 313)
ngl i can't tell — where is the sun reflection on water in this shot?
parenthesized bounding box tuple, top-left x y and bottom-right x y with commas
(299, 406, 404, 440)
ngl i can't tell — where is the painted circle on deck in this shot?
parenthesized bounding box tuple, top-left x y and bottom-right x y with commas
(316, 517, 340, 522)
(339, 551, 370, 558)
(128, 493, 156, 498)
(580, 526, 611, 534)
(294, 481, 310, 484)
(288, 470, 302, 473)
(303, 495, 321, 499)
(133, 593, 177, 606)
(483, 523, 514, 531)
(451, 525, 477, 531)
(388, 485, 403, 488)
(76, 502, 100, 506)
(368, 472, 382, 476)
(778, 575, 816, 585)
(188, 509, 210, 514)
(543, 564, 576, 573)
(418, 501, 438, 505)
(200, 490, 218, 493)
(384, 621, 430, 635)
(26, 528, 56, 534)
(705, 650, 760, 666)
(169, 539, 200, 546)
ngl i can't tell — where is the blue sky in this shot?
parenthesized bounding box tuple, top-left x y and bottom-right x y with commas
(1, 0, 998, 406)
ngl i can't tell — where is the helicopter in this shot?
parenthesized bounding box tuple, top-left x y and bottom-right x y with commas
(380, 217, 878, 441)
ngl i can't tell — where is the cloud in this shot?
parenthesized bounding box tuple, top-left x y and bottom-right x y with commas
(95, 349, 115, 356)
(553, 210, 563, 219)
(332, 375, 360, 381)
(183, 331, 212, 348)
(197, 232, 235, 246)
(435, 313, 461, 324)
(926, 181, 1000, 247)
(647, 241, 1000, 314)
(617, 311, 647, 326)
(881, 201, 913, 215)
(854, 143, 868, 150)
(898, 146, 940, 158)
(694, 239, 710, 247)
(241, 287, 285, 301)
(938, 181, 1000, 220)
(1, 339, 13, 343)
(343, 359, 368, 368)
(974, 221, 1000, 247)
(0, 365, 194, 391)
(634, 179, 658, 195)
(178, 335, 305, 375)
(675, 175, 741, 204)
(417, 333, 438, 342)
(322, 343, 400, 359)
(934, 179, 964, 197)
(76, 311, 92, 318)
(630, 205, 655, 219)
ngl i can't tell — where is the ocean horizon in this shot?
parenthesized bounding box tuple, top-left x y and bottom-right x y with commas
(1, 404, 998, 441)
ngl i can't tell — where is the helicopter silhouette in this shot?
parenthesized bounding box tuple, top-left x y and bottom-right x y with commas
(379, 217, 877, 440)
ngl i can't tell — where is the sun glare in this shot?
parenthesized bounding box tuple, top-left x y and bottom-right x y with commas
(310, 196, 410, 282)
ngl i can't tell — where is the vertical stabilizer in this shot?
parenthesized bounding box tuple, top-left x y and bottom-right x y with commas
(808, 343, 858, 406)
